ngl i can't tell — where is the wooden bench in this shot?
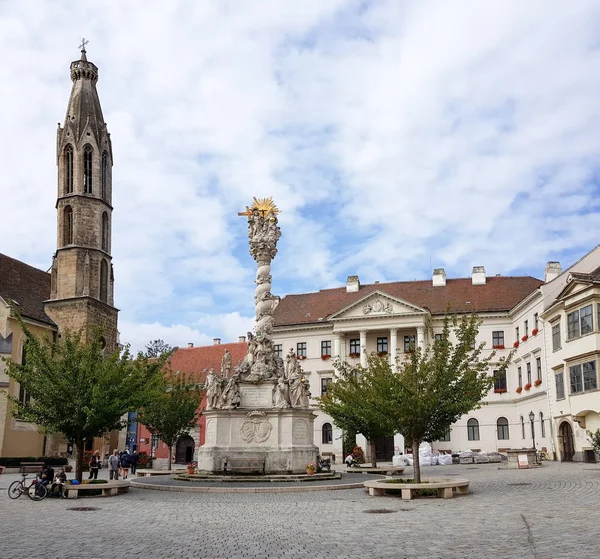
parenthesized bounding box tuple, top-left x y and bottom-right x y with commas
(364, 477, 469, 500)
(64, 480, 130, 499)
(223, 458, 266, 475)
(346, 466, 405, 476)
(20, 462, 44, 474)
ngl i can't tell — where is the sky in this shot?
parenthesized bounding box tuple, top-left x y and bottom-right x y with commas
(1, 0, 600, 352)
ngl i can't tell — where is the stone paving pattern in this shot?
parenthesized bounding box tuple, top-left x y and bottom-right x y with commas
(2, 462, 599, 558)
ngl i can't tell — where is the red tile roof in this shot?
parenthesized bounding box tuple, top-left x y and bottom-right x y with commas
(273, 276, 544, 327)
(167, 342, 248, 382)
(0, 253, 54, 326)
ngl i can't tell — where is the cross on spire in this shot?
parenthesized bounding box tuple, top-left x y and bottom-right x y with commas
(79, 38, 89, 54)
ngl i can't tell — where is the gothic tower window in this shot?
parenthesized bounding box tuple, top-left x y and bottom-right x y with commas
(101, 212, 109, 252)
(83, 144, 93, 194)
(101, 151, 108, 200)
(100, 259, 108, 302)
(64, 144, 74, 194)
(63, 206, 73, 245)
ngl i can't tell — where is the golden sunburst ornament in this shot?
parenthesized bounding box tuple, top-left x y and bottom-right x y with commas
(238, 196, 281, 217)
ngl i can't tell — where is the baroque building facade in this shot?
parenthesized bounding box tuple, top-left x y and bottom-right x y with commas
(271, 246, 600, 464)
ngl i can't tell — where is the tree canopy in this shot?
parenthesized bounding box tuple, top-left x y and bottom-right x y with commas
(138, 371, 205, 470)
(145, 339, 174, 358)
(3, 315, 166, 481)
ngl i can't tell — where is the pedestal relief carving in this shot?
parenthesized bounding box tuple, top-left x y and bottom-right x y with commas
(240, 411, 273, 443)
(292, 419, 308, 442)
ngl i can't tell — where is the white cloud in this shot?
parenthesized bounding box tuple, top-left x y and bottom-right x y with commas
(1, 0, 600, 351)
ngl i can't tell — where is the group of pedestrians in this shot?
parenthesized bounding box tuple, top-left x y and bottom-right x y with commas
(34, 463, 67, 498)
(105, 448, 138, 480)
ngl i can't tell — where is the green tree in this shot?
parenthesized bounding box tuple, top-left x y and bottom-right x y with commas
(139, 371, 204, 470)
(145, 339, 173, 358)
(378, 314, 511, 482)
(3, 316, 164, 482)
(317, 358, 396, 468)
(587, 429, 600, 455)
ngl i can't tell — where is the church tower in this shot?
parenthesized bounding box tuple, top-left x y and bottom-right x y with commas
(44, 45, 118, 350)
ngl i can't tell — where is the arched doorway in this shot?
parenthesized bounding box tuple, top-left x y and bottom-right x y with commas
(559, 422, 575, 462)
(175, 435, 195, 464)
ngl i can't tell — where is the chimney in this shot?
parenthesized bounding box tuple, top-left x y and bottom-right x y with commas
(346, 275, 360, 293)
(471, 266, 486, 285)
(213, 338, 221, 345)
(545, 261, 562, 283)
(188, 343, 194, 348)
(239, 335, 246, 343)
(432, 268, 446, 287)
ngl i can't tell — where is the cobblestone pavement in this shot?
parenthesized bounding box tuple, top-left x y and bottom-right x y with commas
(2, 462, 600, 559)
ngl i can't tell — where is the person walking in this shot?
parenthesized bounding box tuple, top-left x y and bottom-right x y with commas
(108, 449, 120, 480)
(120, 450, 131, 479)
(88, 450, 100, 480)
(130, 450, 138, 475)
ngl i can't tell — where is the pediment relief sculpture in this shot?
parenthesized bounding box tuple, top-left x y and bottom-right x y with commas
(363, 298, 394, 315)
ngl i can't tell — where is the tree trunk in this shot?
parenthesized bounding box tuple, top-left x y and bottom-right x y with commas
(75, 439, 85, 483)
(412, 439, 421, 483)
(370, 439, 378, 469)
(168, 444, 172, 471)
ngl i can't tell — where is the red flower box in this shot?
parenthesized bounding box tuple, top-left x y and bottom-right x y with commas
(524, 383, 532, 391)
(298, 355, 307, 360)
(349, 353, 360, 359)
(513, 341, 519, 348)
(321, 354, 331, 360)
(492, 345, 505, 350)
(532, 328, 539, 336)
(494, 388, 507, 394)
(521, 335, 528, 342)
(377, 352, 388, 357)
(516, 386, 523, 394)
(534, 379, 542, 387)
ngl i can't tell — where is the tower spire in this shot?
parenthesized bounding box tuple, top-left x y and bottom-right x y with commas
(78, 37, 89, 61)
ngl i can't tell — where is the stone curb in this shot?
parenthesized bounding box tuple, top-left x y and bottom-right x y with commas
(130, 477, 372, 494)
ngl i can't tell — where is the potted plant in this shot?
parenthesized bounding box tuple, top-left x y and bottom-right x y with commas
(298, 355, 307, 360)
(349, 352, 360, 359)
(321, 354, 331, 360)
(524, 383, 532, 391)
(187, 462, 197, 475)
(305, 463, 316, 475)
(513, 341, 519, 349)
(522, 335, 529, 342)
(532, 328, 539, 336)
(493, 345, 505, 350)
(534, 379, 542, 387)
(494, 388, 507, 394)
(516, 386, 523, 394)
(377, 351, 388, 357)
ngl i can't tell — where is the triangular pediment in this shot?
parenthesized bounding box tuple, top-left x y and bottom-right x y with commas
(329, 290, 427, 320)
(556, 274, 598, 301)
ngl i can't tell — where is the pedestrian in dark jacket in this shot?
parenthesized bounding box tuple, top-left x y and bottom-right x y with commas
(130, 450, 138, 475)
(88, 450, 101, 480)
(120, 450, 131, 479)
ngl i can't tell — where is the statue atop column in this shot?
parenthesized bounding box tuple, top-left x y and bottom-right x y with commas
(221, 349, 232, 378)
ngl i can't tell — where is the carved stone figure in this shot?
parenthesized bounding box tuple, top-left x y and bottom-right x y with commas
(205, 369, 222, 410)
(272, 377, 290, 408)
(289, 364, 310, 409)
(221, 349, 232, 378)
(220, 375, 241, 409)
(284, 348, 297, 379)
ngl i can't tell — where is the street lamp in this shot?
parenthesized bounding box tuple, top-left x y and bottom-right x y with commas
(529, 411, 536, 463)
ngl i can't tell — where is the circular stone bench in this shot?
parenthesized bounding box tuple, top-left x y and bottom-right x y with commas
(136, 469, 187, 477)
(64, 480, 130, 499)
(345, 466, 405, 475)
(364, 477, 469, 500)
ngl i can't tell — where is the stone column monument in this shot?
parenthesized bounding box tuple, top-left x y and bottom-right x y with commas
(196, 198, 318, 474)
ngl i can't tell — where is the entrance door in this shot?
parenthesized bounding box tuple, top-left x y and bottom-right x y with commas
(373, 436, 395, 462)
(175, 435, 195, 464)
(559, 422, 575, 462)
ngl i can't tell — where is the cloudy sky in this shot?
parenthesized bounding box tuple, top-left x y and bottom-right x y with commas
(1, 1, 599, 351)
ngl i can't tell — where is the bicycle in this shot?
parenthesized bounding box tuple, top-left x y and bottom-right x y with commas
(7, 474, 48, 500)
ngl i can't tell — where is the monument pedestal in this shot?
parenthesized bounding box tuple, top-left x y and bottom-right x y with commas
(198, 385, 318, 474)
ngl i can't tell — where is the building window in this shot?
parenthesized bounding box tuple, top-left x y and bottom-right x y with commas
(377, 337, 388, 354)
(492, 331, 504, 348)
(540, 412, 545, 438)
(322, 423, 333, 444)
(515, 327, 519, 343)
(497, 417, 509, 440)
(83, 144, 93, 194)
(64, 144, 74, 194)
(534, 313, 539, 330)
(524, 320, 529, 337)
(321, 378, 332, 397)
(101, 151, 109, 199)
(552, 323, 561, 351)
(438, 429, 450, 442)
(296, 342, 307, 358)
(434, 333, 443, 342)
(521, 416, 525, 439)
(536, 357, 542, 381)
(526, 362, 532, 385)
(555, 371, 565, 400)
(321, 340, 331, 357)
(467, 418, 479, 441)
(274, 344, 282, 358)
(518, 367, 522, 387)
(494, 369, 507, 392)
(580, 305, 593, 335)
(63, 205, 73, 245)
(100, 259, 108, 303)
(404, 335, 415, 352)
(569, 361, 597, 394)
(101, 212, 109, 252)
(349, 339, 360, 355)
(150, 434, 160, 456)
